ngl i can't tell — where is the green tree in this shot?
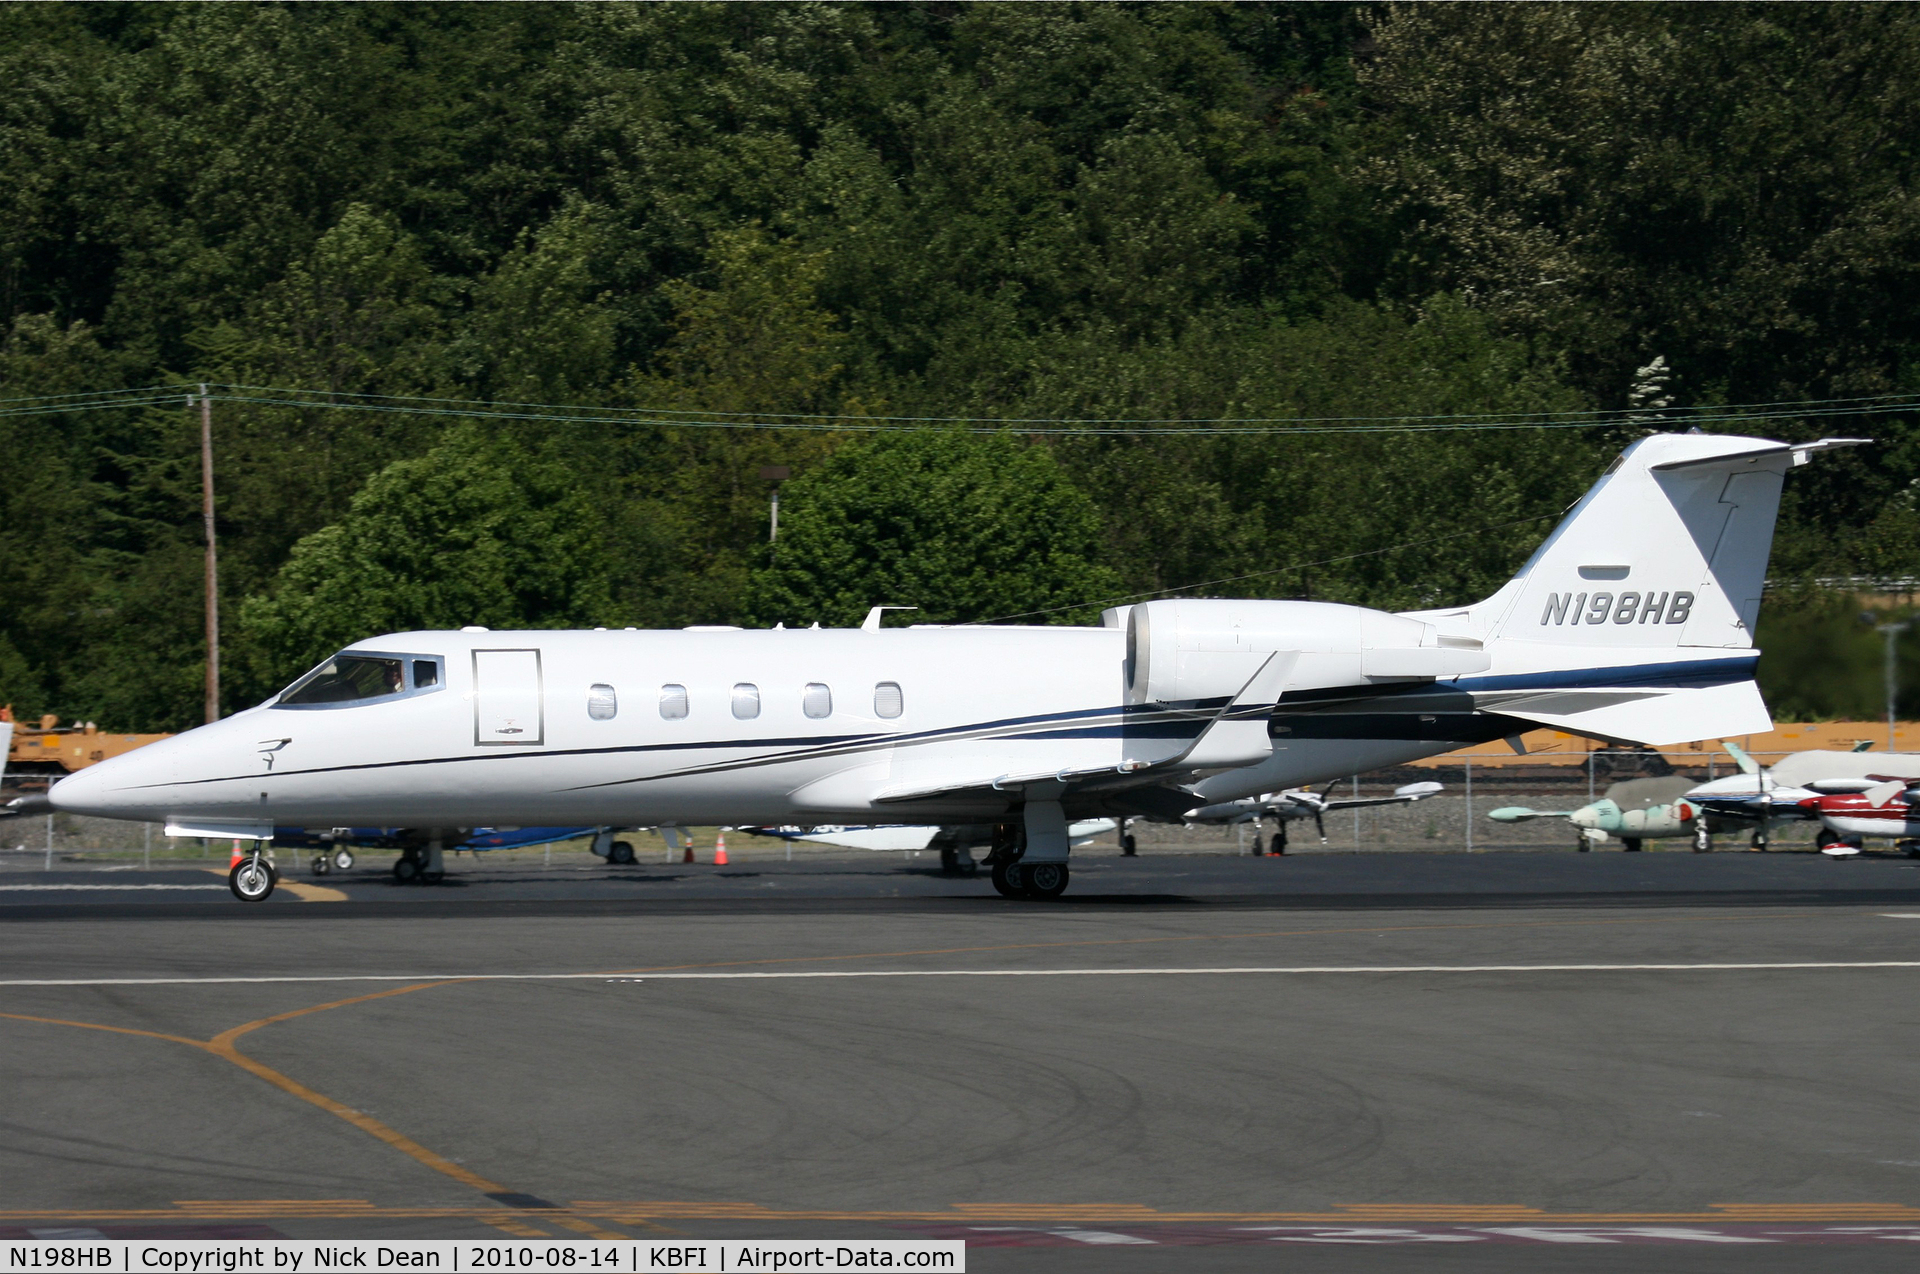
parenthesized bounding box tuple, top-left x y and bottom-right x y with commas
(238, 426, 615, 695)
(744, 430, 1120, 628)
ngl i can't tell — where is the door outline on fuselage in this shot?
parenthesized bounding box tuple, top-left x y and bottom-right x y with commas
(473, 648, 545, 747)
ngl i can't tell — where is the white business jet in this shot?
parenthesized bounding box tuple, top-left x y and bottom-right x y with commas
(43, 432, 1860, 901)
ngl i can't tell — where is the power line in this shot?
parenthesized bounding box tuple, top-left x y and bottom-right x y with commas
(961, 512, 1564, 625)
(1, 382, 1915, 435)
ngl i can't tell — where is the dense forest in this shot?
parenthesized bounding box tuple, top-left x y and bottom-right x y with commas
(3, 2, 1919, 731)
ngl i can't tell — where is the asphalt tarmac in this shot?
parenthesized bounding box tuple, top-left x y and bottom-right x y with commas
(5, 849, 1920, 1271)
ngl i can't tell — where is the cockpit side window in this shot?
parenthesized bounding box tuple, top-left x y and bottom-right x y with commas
(276, 652, 446, 709)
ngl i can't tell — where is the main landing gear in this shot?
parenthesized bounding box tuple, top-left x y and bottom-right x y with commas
(392, 841, 445, 884)
(989, 858, 1071, 900)
(984, 808, 1074, 900)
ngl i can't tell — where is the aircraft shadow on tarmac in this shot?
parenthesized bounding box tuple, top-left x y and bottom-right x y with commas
(11, 881, 1920, 923)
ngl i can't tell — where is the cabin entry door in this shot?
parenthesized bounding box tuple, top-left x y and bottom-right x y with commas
(472, 648, 545, 746)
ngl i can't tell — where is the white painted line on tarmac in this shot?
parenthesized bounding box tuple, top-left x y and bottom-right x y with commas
(1881, 913, 1920, 918)
(4, 961, 1920, 988)
(0, 884, 228, 892)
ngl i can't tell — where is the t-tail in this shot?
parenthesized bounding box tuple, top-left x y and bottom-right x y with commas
(1407, 433, 1867, 746)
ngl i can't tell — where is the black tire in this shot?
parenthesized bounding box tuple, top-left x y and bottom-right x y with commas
(609, 841, 637, 866)
(1273, 826, 1288, 855)
(332, 848, 355, 871)
(1120, 834, 1136, 857)
(990, 860, 1025, 898)
(1693, 824, 1712, 853)
(1024, 861, 1070, 899)
(311, 855, 330, 876)
(1622, 837, 1643, 853)
(393, 857, 419, 882)
(230, 857, 276, 902)
(1250, 831, 1264, 856)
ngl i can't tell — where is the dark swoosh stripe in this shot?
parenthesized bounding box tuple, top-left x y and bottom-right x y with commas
(124, 700, 1224, 793)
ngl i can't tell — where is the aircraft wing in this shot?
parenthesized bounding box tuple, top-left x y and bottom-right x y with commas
(1321, 781, 1444, 812)
(872, 762, 1153, 805)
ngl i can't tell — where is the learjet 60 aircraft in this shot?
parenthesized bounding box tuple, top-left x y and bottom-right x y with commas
(44, 432, 1860, 901)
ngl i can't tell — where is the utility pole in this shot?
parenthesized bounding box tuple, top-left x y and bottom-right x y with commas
(759, 465, 791, 545)
(1876, 618, 1910, 751)
(197, 384, 220, 724)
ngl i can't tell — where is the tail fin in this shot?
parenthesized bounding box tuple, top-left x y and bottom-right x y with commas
(1410, 434, 1865, 745)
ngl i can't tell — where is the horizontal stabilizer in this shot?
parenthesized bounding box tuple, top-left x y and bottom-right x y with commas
(1480, 679, 1771, 747)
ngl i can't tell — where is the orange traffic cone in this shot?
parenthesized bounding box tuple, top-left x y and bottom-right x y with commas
(680, 832, 694, 864)
(713, 831, 729, 866)
(228, 841, 245, 870)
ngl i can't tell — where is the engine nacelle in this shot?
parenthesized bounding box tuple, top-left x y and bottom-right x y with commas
(1112, 599, 1490, 705)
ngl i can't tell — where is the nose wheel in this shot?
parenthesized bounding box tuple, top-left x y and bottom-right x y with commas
(229, 854, 278, 902)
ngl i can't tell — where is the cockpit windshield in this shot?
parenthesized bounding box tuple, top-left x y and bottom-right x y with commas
(276, 652, 444, 708)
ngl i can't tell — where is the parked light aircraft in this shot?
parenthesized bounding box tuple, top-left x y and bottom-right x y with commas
(1488, 776, 1705, 851)
(271, 824, 639, 878)
(1684, 740, 1920, 850)
(1796, 781, 1920, 857)
(36, 432, 1861, 901)
(1173, 781, 1443, 855)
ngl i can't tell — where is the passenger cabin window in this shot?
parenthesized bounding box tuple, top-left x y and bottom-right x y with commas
(278, 652, 443, 708)
(587, 684, 618, 721)
(803, 683, 832, 719)
(874, 681, 903, 719)
(732, 683, 761, 720)
(659, 684, 689, 720)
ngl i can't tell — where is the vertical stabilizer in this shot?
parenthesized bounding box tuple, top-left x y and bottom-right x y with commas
(1477, 434, 1863, 650)
(1405, 434, 1865, 745)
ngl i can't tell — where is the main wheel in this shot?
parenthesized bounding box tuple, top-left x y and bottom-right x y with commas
(1024, 861, 1070, 899)
(1622, 837, 1643, 853)
(1250, 831, 1264, 856)
(332, 848, 355, 871)
(1693, 824, 1712, 853)
(393, 856, 420, 882)
(230, 857, 276, 902)
(311, 854, 330, 876)
(990, 860, 1025, 898)
(609, 840, 637, 865)
(1120, 833, 1137, 857)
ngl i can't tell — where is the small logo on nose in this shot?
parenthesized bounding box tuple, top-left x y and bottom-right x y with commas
(257, 738, 291, 770)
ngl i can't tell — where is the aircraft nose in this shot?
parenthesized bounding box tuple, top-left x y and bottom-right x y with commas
(46, 761, 116, 817)
(47, 742, 176, 819)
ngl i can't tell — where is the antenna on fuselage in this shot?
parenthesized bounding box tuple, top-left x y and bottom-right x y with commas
(862, 606, 918, 632)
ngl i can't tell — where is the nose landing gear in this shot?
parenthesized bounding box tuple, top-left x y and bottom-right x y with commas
(229, 849, 278, 902)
